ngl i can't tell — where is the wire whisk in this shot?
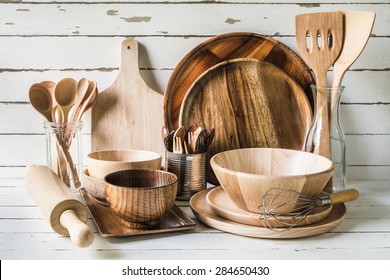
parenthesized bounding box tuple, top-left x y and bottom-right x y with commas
(258, 188, 359, 231)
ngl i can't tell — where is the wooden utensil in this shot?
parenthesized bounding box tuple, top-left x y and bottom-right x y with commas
(296, 11, 344, 159)
(54, 78, 78, 122)
(29, 83, 54, 122)
(25, 165, 94, 247)
(71, 81, 97, 123)
(179, 59, 312, 185)
(330, 11, 376, 118)
(206, 186, 332, 227)
(69, 78, 89, 122)
(164, 32, 315, 131)
(91, 38, 164, 157)
(190, 188, 347, 239)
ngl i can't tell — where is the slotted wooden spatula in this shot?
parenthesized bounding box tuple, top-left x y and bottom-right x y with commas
(296, 11, 344, 158)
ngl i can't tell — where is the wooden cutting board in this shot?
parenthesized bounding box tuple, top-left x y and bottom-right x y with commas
(91, 38, 164, 157)
(164, 32, 315, 131)
(179, 58, 312, 185)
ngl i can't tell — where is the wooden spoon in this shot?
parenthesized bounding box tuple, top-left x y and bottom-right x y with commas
(29, 83, 54, 122)
(69, 78, 89, 122)
(296, 11, 344, 158)
(54, 78, 77, 123)
(173, 126, 185, 154)
(330, 11, 376, 118)
(72, 80, 97, 122)
(83, 82, 98, 112)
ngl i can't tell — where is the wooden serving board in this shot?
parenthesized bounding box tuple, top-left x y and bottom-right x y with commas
(191, 188, 346, 239)
(179, 59, 312, 185)
(164, 32, 315, 131)
(80, 188, 196, 238)
(206, 186, 332, 228)
(91, 38, 164, 157)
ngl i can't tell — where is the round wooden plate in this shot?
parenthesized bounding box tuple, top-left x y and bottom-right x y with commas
(206, 186, 332, 228)
(164, 32, 315, 131)
(179, 59, 312, 185)
(190, 188, 347, 239)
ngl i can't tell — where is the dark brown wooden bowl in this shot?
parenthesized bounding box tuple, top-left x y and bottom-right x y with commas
(104, 169, 178, 229)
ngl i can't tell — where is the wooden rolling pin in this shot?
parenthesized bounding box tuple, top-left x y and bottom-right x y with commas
(25, 165, 94, 248)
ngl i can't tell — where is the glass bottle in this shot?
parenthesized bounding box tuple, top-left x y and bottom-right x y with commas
(329, 86, 346, 191)
(44, 121, 83, 189)
(305, 85, 346, 192)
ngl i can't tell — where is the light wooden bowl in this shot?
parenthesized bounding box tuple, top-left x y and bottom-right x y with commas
(86, 149, 162, 179)
(210, 148, 333, 213)
(81, 168, 106, 201)
(104, 169, 178, 229)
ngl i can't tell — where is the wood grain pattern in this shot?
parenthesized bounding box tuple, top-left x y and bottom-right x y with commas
(104, 169, 178, 229)
(190, 188, 346, 239)
(80, 188, 195, 238)
(91, 38, 165, 157)
(210, 148, 333, 213)
(179, 59, 313, 185)
(206, 186, 332, 227)
(164, 32, 315, 131)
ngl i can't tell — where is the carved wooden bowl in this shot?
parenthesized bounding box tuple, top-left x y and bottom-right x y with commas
(104, 169, 178, 229)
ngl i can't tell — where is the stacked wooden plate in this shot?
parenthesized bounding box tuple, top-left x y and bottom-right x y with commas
(164, 32, 315, 185)
(165, 32, 347, 238)
(190, 187, 347, 239)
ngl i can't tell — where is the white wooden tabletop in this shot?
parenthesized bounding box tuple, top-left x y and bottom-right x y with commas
(1, 178, 389, 260)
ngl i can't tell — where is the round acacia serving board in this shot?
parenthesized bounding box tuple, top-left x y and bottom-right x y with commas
(164, 32, 315, 131)
(190, 188, 347, 239)
(179, 59, 312, 185)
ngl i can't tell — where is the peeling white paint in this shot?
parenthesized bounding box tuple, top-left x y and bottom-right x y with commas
(120, 16, 152, 23)
(107, 10, 119, 16)
(225, 18, 241, 24)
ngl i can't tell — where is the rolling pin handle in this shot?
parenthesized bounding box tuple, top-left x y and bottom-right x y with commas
(60, 209, 94, 248)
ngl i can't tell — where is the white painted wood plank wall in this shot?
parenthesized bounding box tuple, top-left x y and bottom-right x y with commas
(0, 1, 389, 180)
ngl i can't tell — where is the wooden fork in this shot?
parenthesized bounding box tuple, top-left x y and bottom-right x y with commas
(173, 137, 183, 154)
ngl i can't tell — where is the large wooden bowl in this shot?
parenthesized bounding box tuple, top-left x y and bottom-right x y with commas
(86, 149, 162, 179)
(104, 169, 178, 229)
(210, 148, 333, 213)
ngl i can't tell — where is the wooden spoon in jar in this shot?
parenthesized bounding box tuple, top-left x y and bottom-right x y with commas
(29, 83, 54, 122)
(69, 78, 89, 122)
(54, 78, 77, 123)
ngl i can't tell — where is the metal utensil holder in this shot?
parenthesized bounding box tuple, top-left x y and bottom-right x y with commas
(166, 151, 206, 201)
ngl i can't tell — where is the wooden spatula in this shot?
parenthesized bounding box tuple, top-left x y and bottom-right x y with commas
(296, 11, 344, 158)
(330, 11, 376, 119)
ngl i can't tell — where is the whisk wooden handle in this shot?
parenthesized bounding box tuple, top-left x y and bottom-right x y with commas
(330, 188, 359, 205)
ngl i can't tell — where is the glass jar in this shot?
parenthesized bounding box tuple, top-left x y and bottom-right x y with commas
(44, 121, 83, 189)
